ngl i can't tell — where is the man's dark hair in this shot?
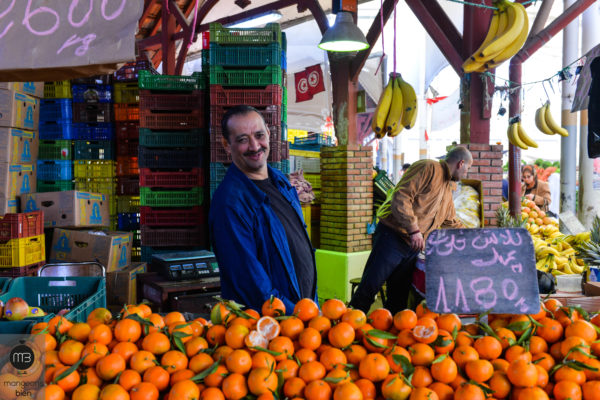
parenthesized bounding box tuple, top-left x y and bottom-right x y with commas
(221, 105, 267, 142)
(445, 146, 472, 164)
(402, 163, 411, 171)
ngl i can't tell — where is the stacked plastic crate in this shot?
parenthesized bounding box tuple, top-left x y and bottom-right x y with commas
(138, 71, 206, 262)
(113, 71, 143, 261)
(70, 77, 117, 228)
(208, 23, 288, 199)
(38, 82, 74, 192)
(0, 211, 45, 276)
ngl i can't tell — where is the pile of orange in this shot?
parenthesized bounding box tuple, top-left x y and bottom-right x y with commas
(17, 296, 600, 400)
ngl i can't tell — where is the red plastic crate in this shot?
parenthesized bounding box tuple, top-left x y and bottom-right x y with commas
(139, 90, 204, 111)
(140, 206, 205, 226)
(116, 139, 139, 157)
(210, 105, 279, 126)
(116, 156, 139, 176)
(209, 85, 282, 107)
(0, 211, 44, 240)
(117, 176, 140, 195)
(141, 225, 206, 247)
(0, 261, 45, 277)
(210, 124, 281, 142)
(139, 109, 204, 130)
(115, 122, 140, 140)
(114, 104, 140, 121)
(210, 137, 231, 163)
(139, 168, 204, 188)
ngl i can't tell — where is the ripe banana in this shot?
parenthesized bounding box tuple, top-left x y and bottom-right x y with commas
(385, 75, 404, 136)
(372, 76, 394, 137)
(535, 103, 555, 135)
(462, 6, 502, 73)
(516, 122, 538, 148)
(507, 121, 528, 150)
(480, 1, 526, 58)
(544, 101, 569, 137)
(485, 3, 529, 67)
(397, 75, 418, 129)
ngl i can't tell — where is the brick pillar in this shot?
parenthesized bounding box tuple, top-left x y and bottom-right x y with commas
(320, 145, 373, 252)
(464, 144, 504, 226)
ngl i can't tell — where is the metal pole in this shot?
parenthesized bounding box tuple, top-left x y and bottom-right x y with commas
(560, 0, 579, 215)
(578, 2, 600, 227)
(508, 62, 522, 217)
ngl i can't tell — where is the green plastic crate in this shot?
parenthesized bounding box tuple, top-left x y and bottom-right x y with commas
(209, 43, 281, 67)
(140, 187, 203, 208)
(139, 128, 205, 147)
(39, 140, 72, 160)
(209, 23, 281, 46)
(138, 70, 205, 91)
(74, 160, 115, 179)
(209, 65, 282, 87)
(113, 82, 140, 104)
(36, 180, 74, 192)
(0, 276, 105, 323)
(75, 178, 117, 195)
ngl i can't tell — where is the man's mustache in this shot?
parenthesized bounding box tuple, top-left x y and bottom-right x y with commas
(244, 147, 267, 156)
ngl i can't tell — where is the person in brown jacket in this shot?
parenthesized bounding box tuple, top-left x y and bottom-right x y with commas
(349, 146, 472, 313)
(521, 165, 551, 213)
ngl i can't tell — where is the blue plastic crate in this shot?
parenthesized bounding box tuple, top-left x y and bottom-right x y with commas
(71, 84, 113, 103)
(281, 159, 290, 174)
(39, 122, 74, 140)
(117, 213, 140, 231)
(210, 162, 229, 183)
(37, 160, 73, 181)
(281, 50, 286, 71)
(73, 123, 114, 140)
(282, 123, 287, 141)
(40, 99, 73, 123)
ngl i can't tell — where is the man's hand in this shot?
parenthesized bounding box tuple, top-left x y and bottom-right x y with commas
(525, 194, 534, 200)
(409, 232, 425, 251)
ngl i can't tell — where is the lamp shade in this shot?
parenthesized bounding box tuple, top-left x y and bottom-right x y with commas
(318, 11, 369, 52)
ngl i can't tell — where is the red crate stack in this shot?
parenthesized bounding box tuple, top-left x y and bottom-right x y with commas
(0, 211, 46, 277)
(138, 71, 208, 262)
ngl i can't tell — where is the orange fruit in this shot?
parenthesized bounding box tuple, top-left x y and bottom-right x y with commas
(412, 317, 438, 344)
(130, 350, 157, 374)
(222, 372, 248, 400)
(204, 364, 228, 388)
(354, 378, 376, 399)
(247, 368, 278, 395)
(225, 349, 252, 374)
(453, 382, 485, 400)
(52, 365, 80, 392)
(168, 322, 194, 344)
(164, 311, 186, 326)
(328, 322, 355, 349)
(142, 332, 171, 355)
(268, 336, 294, 361)
(261, 296, 286, 317)
(81, 342, 109, 367)
(464, 359, 494, 383)
(169, 379, 201, 400)
(304, 379, 332, 400)
(410, 387, 440, 400)
(283, 376, 306, 398)
(553, 380, 582, 400)
(96, 353, 126, 381)
(566, 319, 598, 343)
(473, 335, 502, 360)
(341, 309, 367, 329)
(114, 318, 142, 342)
(98, 384, 129, 400)
(517, 386, 549, 400)
(279, 316, 305, 340)
(294, 298, 319, 322)
(112, 341, 138, 363)
(381, 373, 412, 400)
(38, 384, 65, 400)
(206, 324, 227, 347)
(344, 344, 368, 365)
(319, 347, 347, 370)
(67, 322, 91, 342)
(170, 369, 195, 386)
(131, 382, 160, 400)
(451, 345, 479, 368)
(430, 354, 458, 384)
(554, 364, 586, 385)
(385, 345, 411, 374)
(333, 382, 363, 400)
(433, 329, 455, 354)
(58, 340, 84, 366)
(185, 336, 209, 358)
(277, 358, 300, 380)
(322, 299, 347, 320)
(532, 352, 555, 372)
(436, 313, 461, 333)
(506, 359, 538, 387)
(88, 323, 113, 345)
(143, 365, 170, 391)
(161, 350, 188, 374)
(308, 315, 332, 336)
(296, 348, 318, 364)
(368, 308, 393, 331)
(488, 371, 511, 399)
(537, 317, 564, 343)
(410, 342, 435, 366)
(429, 382, 454, 400)
(393, 309, 418, 331)
(358, 353, 389, 382)
(189, 352, 215, 374)
(48, 316, 73, 335)
(299, 327, 322, 351)
(118, 369, 142, 391)
(411, 365, 433, 388)
(298, 360, 327, 383)
(251, 351, 276, 369)
(225, 323, 250, 349)
(200, 387, 225, 400)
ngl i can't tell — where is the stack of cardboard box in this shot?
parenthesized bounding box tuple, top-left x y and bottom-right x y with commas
(0, 82, 42, 214)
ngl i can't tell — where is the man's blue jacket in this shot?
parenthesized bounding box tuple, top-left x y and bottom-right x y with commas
(209, 163, 317, 313)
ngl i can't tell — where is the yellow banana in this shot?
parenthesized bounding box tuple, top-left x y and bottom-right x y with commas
(554, 255, 569, 267)
(385, 76, 404, 136)
(535, 103, 555, 135)
(397, 75, 417, 129)
(480, 1, 525, 58)
(562, 261, 574, 274)
(552, 268, 567, 276)
(372, 77, 394, 135)
(544, 101, 569, 137)
(569, 259, 584, 273)
(507, 122, 528, 149)
(463, 4, 503, 72)
(537, 246, 560, 258)
(485, 2, 529, 67)
(516, 122, 538, 148)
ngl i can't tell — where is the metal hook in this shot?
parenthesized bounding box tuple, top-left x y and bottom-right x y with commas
(541, 80, 550, 102)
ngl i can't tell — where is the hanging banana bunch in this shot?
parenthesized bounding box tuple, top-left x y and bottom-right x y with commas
(462, 0, 529, 73)
(534, 101, 569, 136)
(507, 117, 537, 150)
(371, 73, 418, 138)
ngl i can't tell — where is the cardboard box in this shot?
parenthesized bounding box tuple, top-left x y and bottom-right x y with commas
(0, 128, 39, 163)
(0, 82, 44, 98)
(584, 281, 600, 296)
(0, 196, 19, 215)
(50, 228, 133, 272)
(107, 262, 147, 306)
(21, 191, 110, 228)
(0, 89, 39, 130)
(0, 163, 35, 201)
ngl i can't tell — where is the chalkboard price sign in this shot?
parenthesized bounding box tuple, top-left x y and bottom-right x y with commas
(425, 228, 539, 315)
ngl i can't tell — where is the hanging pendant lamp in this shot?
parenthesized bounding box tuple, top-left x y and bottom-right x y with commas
(318, 11, 369, 52)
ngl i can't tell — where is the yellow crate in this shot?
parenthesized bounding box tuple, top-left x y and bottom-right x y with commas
(44, 81, 71, 99)
(74, 160, 116, 179)
(290, 149, 320, 158)
(301, 204, 311, 241)
(0, 234, 45, 267)
(304, 173, 321, 189)
(288, 129, 308, 141)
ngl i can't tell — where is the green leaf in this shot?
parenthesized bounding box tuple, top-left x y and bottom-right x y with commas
(572, 306, 590, 321)
(432, 354, 448, 364)
(477, 321, 501, 341)
(566, 360, 599, 372)
(191, 360, 220, 382)
(249, 346, 283, 357)
(367, 329, 398, 340)
(451, 326, 458, 341)
(276, 369, 285, 398)
(548, 363, 562, 377)
(527, 315, 544, 327)
(324, 376, 347, 384)
(173, 336, 186, 354)
(403, 373, 414, 388)
(125, 314, 154, 326)
(366, 336, 389, 349)
(392, 355, 414, 376)
(516, 326, 533, 346)
(506, 321, 531, 332)
(432, 335, 452, 348)
(172, 331, 192, 339)
(113, 370, 123, 384)
(53, 356, 86, 384)
(469, 379, 495, 395)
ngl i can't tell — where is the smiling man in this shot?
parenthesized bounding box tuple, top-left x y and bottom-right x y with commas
(209, 105, 317, 313)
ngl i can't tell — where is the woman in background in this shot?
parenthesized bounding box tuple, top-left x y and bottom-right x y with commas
(521, 164, 551, 212)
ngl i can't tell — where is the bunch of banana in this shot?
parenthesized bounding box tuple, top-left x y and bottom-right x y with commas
(535, 102, 569, 137)
(533, 235, 586, 274)
(507, 120, 537, 150)
(564, 231, 591, 246)
(462, 0, 529, 73)
(371, 73, 418, 138)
